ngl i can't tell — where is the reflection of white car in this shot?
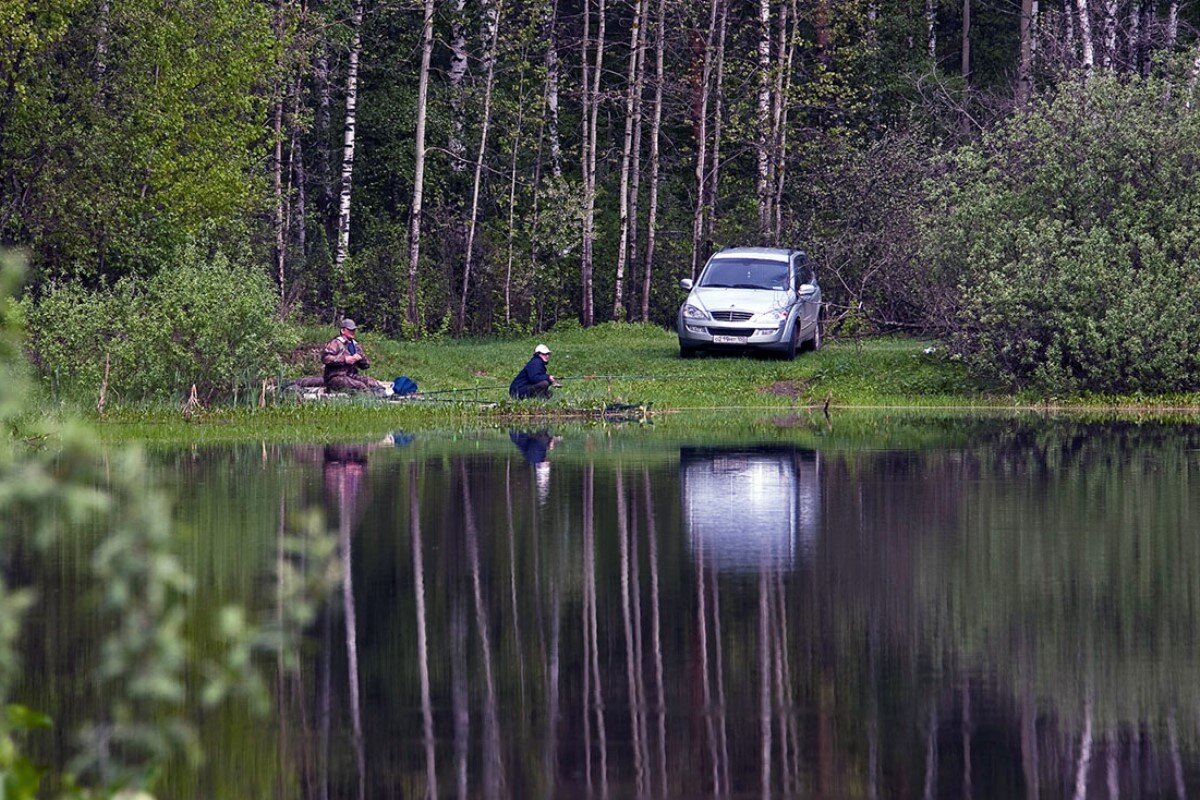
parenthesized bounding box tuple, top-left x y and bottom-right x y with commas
(676, 247, 822, 360)
(680, 447, 820, 573)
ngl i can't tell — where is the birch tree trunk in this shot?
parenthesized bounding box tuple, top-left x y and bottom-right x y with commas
(705, 0, 728, 247)
(641, 0, 666, 322)
(1167, 0, 1179, 48)
(1101, 0, 1118, 70)
(1017, 0, 1036, 104)
(1076, 0, 1095, 71)
(926, 0, 938, 61)
(449, 0, 468, 172)
(612, 0, 646, 318)
(333, 0, 365, 288)
(756, 0, 773, 240)
(580, 0, 607, 326)
(692, 0, 720, 278)
(458, 0, 503, 332)
(769, 0, 791, 243)
(407, 0, 436, 331)
(544, 0, 563, 179)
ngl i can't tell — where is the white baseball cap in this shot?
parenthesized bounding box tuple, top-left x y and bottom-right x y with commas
(534, 343, 551, 355)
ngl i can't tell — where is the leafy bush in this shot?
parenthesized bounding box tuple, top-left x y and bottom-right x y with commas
(25, 241, 297, 403)
(922, 75, 1200, 394)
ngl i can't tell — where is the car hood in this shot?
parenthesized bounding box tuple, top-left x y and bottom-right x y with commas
(690, 287, 791, 314)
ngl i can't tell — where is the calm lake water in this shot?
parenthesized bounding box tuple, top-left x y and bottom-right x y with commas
(17, 415, 1200, 798)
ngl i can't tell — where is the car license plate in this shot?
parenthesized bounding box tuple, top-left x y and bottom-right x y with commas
(712, 335, 747, 344)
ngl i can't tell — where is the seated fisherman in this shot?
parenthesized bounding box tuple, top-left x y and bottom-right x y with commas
(509, 343, 559, 399)
(322, 318, 391, 394)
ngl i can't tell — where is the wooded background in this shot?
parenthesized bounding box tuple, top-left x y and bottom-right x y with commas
(3, 0, 1199, 339)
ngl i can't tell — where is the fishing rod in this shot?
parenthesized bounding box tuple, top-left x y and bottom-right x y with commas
(416, 372, 686, 398)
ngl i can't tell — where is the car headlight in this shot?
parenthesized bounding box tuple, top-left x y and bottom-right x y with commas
(682, 303, 709, 320)
(752, 308, 789, 324)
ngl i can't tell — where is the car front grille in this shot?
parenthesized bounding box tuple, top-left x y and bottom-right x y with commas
(707, 327, 756, 337)
(710, 311, 754, 322)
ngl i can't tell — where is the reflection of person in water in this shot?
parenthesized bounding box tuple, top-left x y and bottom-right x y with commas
(323, 444, 370, 531)
(509, 430, 557, 464)
(510, 430, 559, 505)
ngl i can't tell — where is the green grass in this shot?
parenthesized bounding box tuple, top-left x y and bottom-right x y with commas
(62, 323, 1200, 443)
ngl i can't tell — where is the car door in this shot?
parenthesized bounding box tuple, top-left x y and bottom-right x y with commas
(791, 254, 817, 335)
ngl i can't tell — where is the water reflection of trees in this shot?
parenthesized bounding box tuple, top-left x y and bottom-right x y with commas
(30, 422, 1200, 797)
(264, 426, 1200, 797)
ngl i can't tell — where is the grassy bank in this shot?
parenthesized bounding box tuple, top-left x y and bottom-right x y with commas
(70, 323, 1200, 443)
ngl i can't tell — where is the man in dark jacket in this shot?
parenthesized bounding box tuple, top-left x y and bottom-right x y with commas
(509, 343, 559, 398)
(322, 318, 391, 394)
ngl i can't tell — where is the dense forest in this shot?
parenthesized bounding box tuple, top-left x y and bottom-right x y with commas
(6, 0, 1200, 392)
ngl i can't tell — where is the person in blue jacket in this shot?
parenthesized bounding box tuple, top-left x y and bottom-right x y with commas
(509, 343, 559, 398)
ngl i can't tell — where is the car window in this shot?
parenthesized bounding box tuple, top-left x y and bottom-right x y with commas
(699, 258, 789, 290)
(793, 257, 814, 286)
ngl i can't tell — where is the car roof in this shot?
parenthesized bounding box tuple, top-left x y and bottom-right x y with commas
(709, 247, 796, 263)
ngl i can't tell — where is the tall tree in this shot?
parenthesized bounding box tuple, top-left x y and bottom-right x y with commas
(1017, 0, 1036, 104)
(580, 0, 607, 326)
(1076, 0, 1095, 70)
(613, 0, 646, 317)
(692, 0, 721, 277)
(333, 0, 364, 292)
(640, 0, 666, 322)
(407, 0, 436, 329)
(458, 0, 504, 331)
(756, 0, 773, 239)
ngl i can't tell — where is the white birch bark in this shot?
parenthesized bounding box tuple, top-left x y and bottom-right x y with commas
(691, 0, 720, 279)
(581, 0, 607, 326)
(756, 0, 773, 239)
(1167, 0, 1179, 48)
(449, 0, 468, 172)
(706, 0, 728, 247)
(407, 0, 436, 329)
(640, 0, 666, 322)
(613, 0, 646, 317)
(1076, 0, 1095, 71)
(333, 0, 364, 282)
(1102, 0, 1118, 70)
(926, 0, 938, 60)
(458, 0, 503, 331)
(770, 0, 790, 243)
(544, 0, 563, 179)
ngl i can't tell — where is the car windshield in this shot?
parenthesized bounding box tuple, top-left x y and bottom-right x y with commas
(698, 258, 789, 290)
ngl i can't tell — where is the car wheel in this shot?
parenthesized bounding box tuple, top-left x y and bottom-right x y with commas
(802, 308, 824, 353)
(783, 323, 798, 361)
(680, 343, 697, 359)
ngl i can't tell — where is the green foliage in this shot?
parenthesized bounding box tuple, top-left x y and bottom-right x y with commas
(25, 239, 298, 403)
(923, 75, 1200, 393)
(1, 0, 276, 278)
(1, 250, 337, 795)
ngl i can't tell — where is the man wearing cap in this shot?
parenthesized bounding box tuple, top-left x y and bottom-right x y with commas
(509, 343, 559, 399)
(322, 319, 390, 394)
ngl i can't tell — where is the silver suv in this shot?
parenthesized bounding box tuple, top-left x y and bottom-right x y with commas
(676, 247, 822, 360)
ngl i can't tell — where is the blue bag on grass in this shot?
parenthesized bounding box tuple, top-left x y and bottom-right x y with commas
(392, 376, 419, 396)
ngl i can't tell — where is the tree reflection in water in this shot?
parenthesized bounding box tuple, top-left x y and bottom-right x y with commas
(18, 420, 1200, 797)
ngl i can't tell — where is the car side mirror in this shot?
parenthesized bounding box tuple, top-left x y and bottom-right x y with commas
(679, 278, 694, 290)
(798, 283, 817, 298)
